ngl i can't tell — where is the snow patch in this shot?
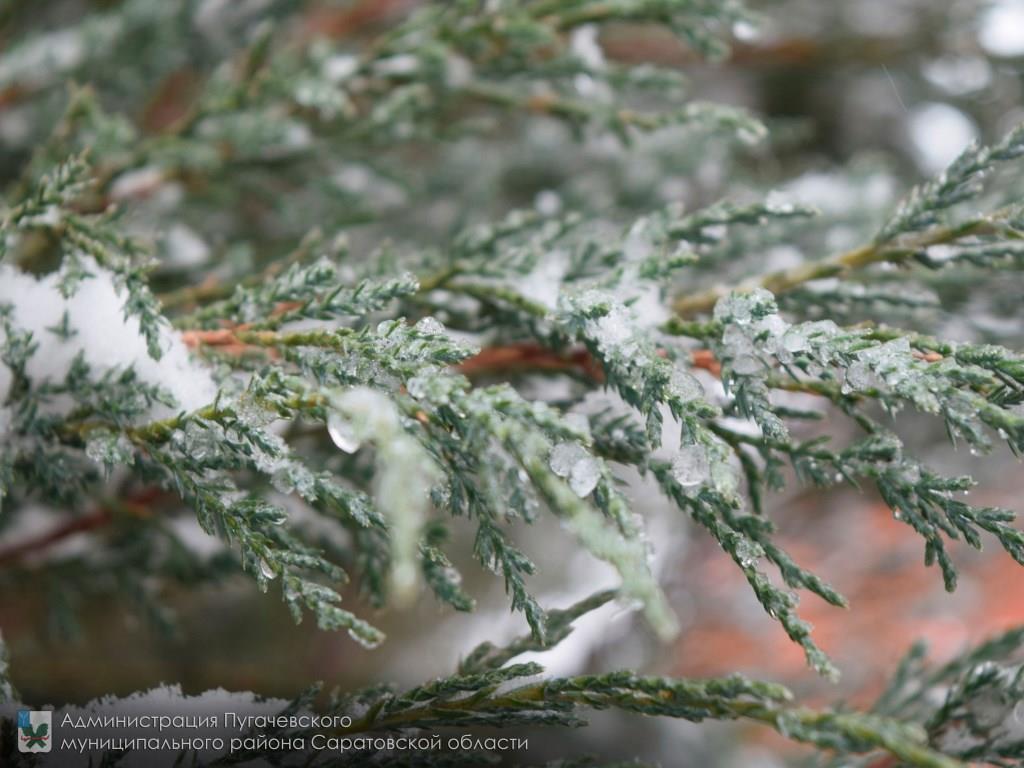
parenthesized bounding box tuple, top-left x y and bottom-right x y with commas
(0, 259, 216, 422)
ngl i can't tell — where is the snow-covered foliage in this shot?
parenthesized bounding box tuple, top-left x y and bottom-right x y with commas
(0, 258, 216, 422)
(2, 0, 1024, 766)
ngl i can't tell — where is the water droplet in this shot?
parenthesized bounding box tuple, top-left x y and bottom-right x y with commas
(734, 539, 763, 568)
(271, 467, 294, 494)
(549, 442, 600, 497)
(259, 559, 277, 580)
(722, 324, 752, 351)
(844, 360, 877, 392)
(713, 288, 775, 325)
(563, 412, 591, 435)
(569, 457, 600, 497)
(415, 316, 445, 335)
(350, 628, 385, 650)
(899, 464, 921, 485)
(765, 191, 796, 214)
(407, 375, 428, 400)
(550, 442, 588, 478)
(700, 224, 727, 242)
(672, 444, 710, 488)
(755, 314, 787, 339)
(670, 369, 703, 401)
(781, 327, 809, 353)
(327, 413, 361, 453)
(737, 123, 767, 146)
(732, 354, 762, 375)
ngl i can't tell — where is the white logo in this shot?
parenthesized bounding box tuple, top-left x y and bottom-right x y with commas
(17, 709, 52, 753)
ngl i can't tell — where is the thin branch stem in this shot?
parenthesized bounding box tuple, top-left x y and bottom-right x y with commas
(0, 509, 110, 567)
(0, 487, 165, 568)
(672, 214, 1002, 317)
(336, 678, 960, 768)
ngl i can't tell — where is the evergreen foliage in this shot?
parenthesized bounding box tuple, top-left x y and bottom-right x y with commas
(1, 1, 1024, 766)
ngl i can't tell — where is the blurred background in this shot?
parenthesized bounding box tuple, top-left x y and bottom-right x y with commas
(2, 1, 1024, 765)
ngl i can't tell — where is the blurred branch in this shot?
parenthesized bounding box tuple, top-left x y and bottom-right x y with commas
(0, 488, 165, 568)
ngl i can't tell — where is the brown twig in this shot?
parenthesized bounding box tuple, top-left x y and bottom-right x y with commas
(300, 0, 418, 42)
(0, 488, 165, 568)
(181, 327, 256, 357)
(690, 348, 722, 377)
(455, 341, 605, 382)
(0, 509, 112, 567)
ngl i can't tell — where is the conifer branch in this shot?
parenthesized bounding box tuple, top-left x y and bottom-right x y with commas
(3, 2, 1024, 765)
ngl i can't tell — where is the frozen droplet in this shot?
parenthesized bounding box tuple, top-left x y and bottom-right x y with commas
(441, 565, 463, 586)
(713, 288, 775, 325)
(563, 412, 591, 435)
(781, 327, 810, 353)
(593, 304, 634, 348)
(672, 444, 710, 488)
(258, 559, 277, 580)
(844, 361, 877, 392)
(737, 123, 767, 146)
(731, 354, 762, 375)
(550, 441, 588, 478)
(271, 467, 294, 494)
(569, 457, 600, 497)
(701, 224, 727, 242)
(882, 337, 912, 356)
(711, 460, 739, 495)
(324, 54, 359, 82)
(670, 369, 703, 401)
(549, 442, 599, 496)
(734, 539, 763, 569)
(430, 484, 452, 507)
(327, 413, 361, 453)
(535, 189, 562, 216)
(407, 375, 428, 400)
(755, 313, 787, 339)
(350, 628, 385, 650)
(375, 54, 419, 76)
(722, 324, 752, 352)
(765, 191, 796, 215)
(415, 316, 445, 335)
